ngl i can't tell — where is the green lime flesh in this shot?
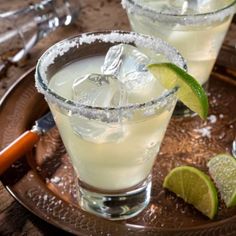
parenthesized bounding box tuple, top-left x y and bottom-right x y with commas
(148, 63, 208, 119)
(208, 154, 236, 208)
(163, 166, 218, 219)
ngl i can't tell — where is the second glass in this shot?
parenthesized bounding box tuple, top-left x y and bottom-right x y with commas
(35, 31, 186, 220)
(122, 0, 236, 86)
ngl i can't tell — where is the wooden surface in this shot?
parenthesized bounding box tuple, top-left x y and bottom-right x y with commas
(0, 0, 235, 235)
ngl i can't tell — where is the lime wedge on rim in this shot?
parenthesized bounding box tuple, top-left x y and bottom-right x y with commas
(148, 63, 208, 119)
(208, 154, 236, 208)
(163, 166, 218, 219)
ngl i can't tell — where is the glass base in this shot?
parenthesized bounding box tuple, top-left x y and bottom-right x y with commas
(173, 101, 195, 117)
(173, 81, 209, 117)
(78, 176, 152, 220)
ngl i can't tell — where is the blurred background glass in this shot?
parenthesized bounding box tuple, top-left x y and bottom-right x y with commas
(0, 0, 80, 75)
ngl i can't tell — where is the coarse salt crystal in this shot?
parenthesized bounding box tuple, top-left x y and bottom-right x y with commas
(50, 176, 61, 184)
(219, 114, 224, 119)
(208, 114, 217, 124)
(194, 126, 212, 138)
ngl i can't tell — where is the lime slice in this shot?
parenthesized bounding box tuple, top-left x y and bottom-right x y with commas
(208, 154, 236, 208)
(148, 63, 208, 119)
(163, 166, 218, 219)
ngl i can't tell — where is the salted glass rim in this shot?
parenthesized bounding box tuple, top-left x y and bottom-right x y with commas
(122, 0, 236, 25)
(35, 31, 186, 113)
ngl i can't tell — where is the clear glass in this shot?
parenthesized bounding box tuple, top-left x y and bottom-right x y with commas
(35, 31, 186, 220)
(0, 0, 80, 75)
(122, 0, 236, 86)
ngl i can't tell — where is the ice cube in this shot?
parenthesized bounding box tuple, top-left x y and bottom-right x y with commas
(70, 73, 128, 143)
(72, 73, 126, 107)
(102, 44, 153, 90)
(70, 116, 127, 143)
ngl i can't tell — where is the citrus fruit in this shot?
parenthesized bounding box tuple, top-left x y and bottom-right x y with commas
(163, 166, 218, 219)
(148, 63, 208, 119)
(208, 154, 236, 208)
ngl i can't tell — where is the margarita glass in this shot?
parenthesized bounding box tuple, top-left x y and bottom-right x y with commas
(35, 31, 186, 220)
(122, 0, 236, 86)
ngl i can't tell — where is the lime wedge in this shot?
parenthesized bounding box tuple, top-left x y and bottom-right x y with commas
(148, 63, 208, 119)
(208, 154, 236, 208)
(163, 166, 218, 219)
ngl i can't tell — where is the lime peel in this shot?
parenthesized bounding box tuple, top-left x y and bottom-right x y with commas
(148, 63, 208, 119)
(163, 166, 218, 219)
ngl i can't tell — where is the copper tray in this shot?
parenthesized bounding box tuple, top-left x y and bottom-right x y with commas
(0, 67, 236, 235)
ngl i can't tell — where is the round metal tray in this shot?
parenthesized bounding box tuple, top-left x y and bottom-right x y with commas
(0, 68, 236, 235)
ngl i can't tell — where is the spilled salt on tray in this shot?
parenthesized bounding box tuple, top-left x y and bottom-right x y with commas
(207, 114, 217, 124)
(36, 166, 42, 171)
(194, 126, 212, 138)
(43, 194, 48, 201)
(50, 176, 61, 184)
(219, 114, 224, 119)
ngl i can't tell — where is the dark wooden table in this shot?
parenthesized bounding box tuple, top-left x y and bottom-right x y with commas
(0, 0, 235, 235)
